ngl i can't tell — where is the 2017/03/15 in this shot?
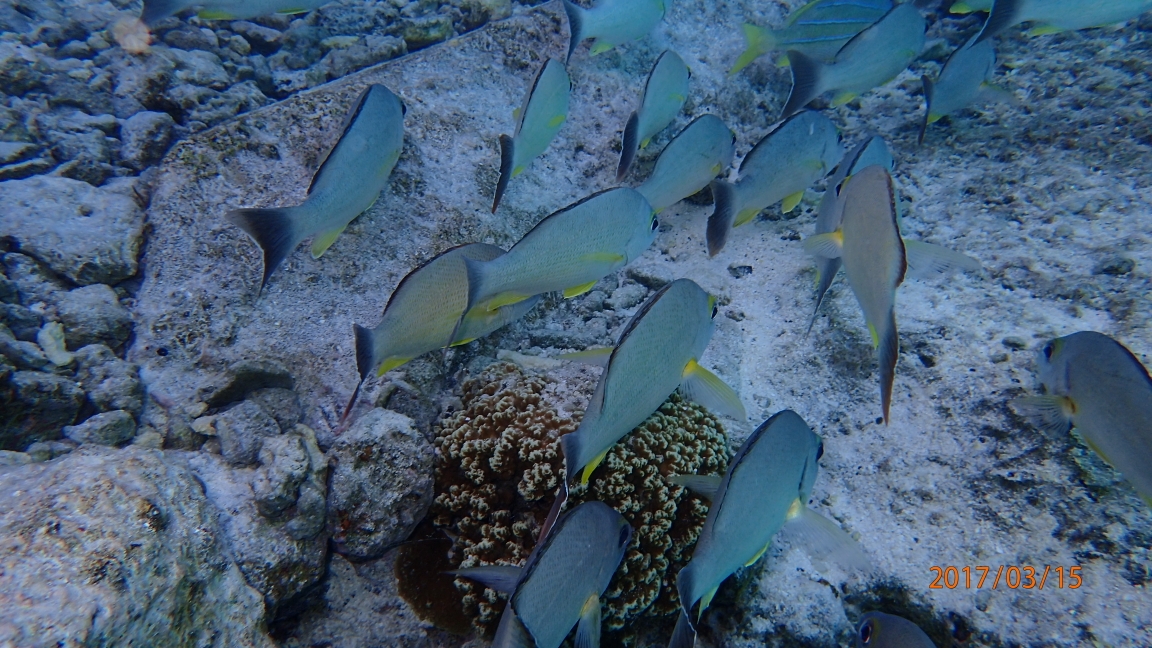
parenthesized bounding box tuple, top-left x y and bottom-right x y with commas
(929, 565, 1083, 590)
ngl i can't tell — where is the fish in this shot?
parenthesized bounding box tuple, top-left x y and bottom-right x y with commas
(1013, 331, 1152, 506)
(617, 50, 691, 182)
(228, 84, 405, 292)
(635, 115, 736, 213)
(706, 110, 841, 256)
(855, 612, 936, 648)
(492, 58, 571, 213)
(975, 0, 1152, 43)
(466, 187, 658, 315)
(141, 0, 327, 26)
(561, 279, 746, 486)
(919, 35, 1007, 144)
(807, 134, 894, 335)
(454, 501, 633, 648)
(667, 410, 869, 648)
(781, 2, 926, 116)
(803, 165, 980, 422)
(562, 0, 667, 62)
(949, 0, 992, 13)
(730, 0, 894, 74)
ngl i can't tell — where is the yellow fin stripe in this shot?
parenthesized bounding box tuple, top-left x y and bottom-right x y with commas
(377, 356, 412, 376)
(781, 190, 804, 213)
(564, 281, 598, 299)
(581, 450, 609, 486)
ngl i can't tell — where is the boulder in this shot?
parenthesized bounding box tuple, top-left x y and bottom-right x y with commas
(55, 283, 133, 351)
(1, 370, 83, 450)
(63, 410, 137, 446)
(214, 400, 280, 466)
(120, 110, 176, 170)
(73, 343, 144, 415)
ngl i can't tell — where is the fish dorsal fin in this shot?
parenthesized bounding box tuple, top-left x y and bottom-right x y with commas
(667, 474, 723, 500)
(740, 110, 812, 174)
(679, 359, 746, 420)
(310, 86, 375, 194)
(784, 0, 824, 27)
(514, 61, 551, 136)
(449, 564, 524, 594)
(574, 594, 601, 648)
(778, 503, 873, 573)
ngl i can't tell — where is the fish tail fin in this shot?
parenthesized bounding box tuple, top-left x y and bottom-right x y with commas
(918, 75, 934, 146)
(492, 134, 514, 213)
(975, 0, 1020, 44)
(730, 23, 774, 75)
(353, 324, 376, 383)
(806, 258, 841, 337)
(562, 0, 585, 63)
(493, 604, 534, 648)
(668, 610, 697, 648)
(781, 50, 824, 118)
(140, 0, 185, 24)
(706, 179, 739, 257)
(338, 381, 362, 429)
(877, 309, 898, 425)
(226, 207, 302, 293)
(560, 432, 581, 486)
(462, 256, 489, 314)
(616, 111, 641, 182)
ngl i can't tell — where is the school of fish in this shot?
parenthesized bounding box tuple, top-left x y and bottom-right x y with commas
(202, 0, 1152, 644)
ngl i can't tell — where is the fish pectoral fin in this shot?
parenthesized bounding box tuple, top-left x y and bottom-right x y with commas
(640, 137, 651, 149)
(484, 292, 534, 312)
(196, 9, 236, 19)
(1010, 395, 1075, 436)
(376, 356, 412, 377)
(574, 594, 602, 648)
(867, 323, 880, 348)
(548, 114, 568, 128)
(698, 585, 719, 621)
(831, 92, 857, 107)
(276, 7, 311, 14)
(778, 503, 873, 573)
(744, 540, 772, 567)
(774, 53, 790, 68)
(558, 347, 614, 367)
(733, 206, 761, 228)
(978, 82, 1017, 104)
(449, 337, 476, 347)
(667, 474, 723, 501)
(563, 280, 599, 299)
(679, 359, 747, 420)
(1026, 24, 1063, 36)
(589, 40, 615, 55)
(310, 223, 348, 259)
(511, 164, 526, 178)
(802, 231, 844, 259)
(781, 190, 805, 213)
(581, 449, 609, 486)
(949, 1, 975, 13)
(448, 565, 523, 594)
(904, 239, 982, 280)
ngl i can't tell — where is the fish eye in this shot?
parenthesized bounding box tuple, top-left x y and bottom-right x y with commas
(651, 217, 660, 231)
(1043, 342, 1054, 360)
(859, 620, 873, 644)
(816, 442, 824, 460)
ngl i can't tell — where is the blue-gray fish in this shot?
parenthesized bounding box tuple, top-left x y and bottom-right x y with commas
(706, 110, 841, 256)
(856, 612, 936, 648)
(141, 0, 328, 25)
(563, 0, 667, 62)
(493, 59, 571, 213)
(975, 0, 1152, 43)
(1014, 331, 1152, 506)
(618, 50, 690, 181)
(561, 279, 745, 486)
(950, 0, 992, 13)
(919, 36, 1004, 144)
(730, 0, 894, 74)
(782, 2, 926, 116)
(466, 187, 658, 315)
(455, 501, 633, 648)
(668, 410, 866, 648)
(228, 84, 405, 291)
(808, 135, 894, 335)
(635, 115, 736, 213)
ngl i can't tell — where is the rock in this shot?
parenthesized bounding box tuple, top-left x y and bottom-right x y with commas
(63, 410, 137, 446)
(2, 252, 68, 307)
(0, 42, 46, 95)
(727, 264, 753, 278)
(0, 141, 36, 165)
(252, 433, 309, 518)
(49, 128, 115, 185)
(166, 47, 231, 89)
(187, 451, 328, 612)
(24, 440, 76, 462)
(0, 177, 145, 286)
(327, 409, 434, 561)
(402, 15, 453, 50)
(1095, 255, 1135, 276)
(231, 20, 283, 54)
(0, 449, 34, 466)
(132, 428, 165, 448)
(74, 344, 144, 415)
(0, 303, 43, 341)
(0, 276, 14, 304)
(206, 359, 295, 407)
(607, 283, 649, 310)
(36, 321, 73, 366)
(320, 35, 406, 79)
(215, 400, 281, 466)
(0, 447, 276, 646)
(1, 370, 83, 451)
(0, 156, 55, 181)
(55, 284, 133, 351)
(110, 49, 176, 118)
(246, 387, 302, 431)
(163, 27, 219, 51)
(0, 323, 49, 370)
(120, 111, 175, 169)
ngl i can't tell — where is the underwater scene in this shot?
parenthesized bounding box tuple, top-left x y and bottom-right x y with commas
(1, 0, 1151, 646)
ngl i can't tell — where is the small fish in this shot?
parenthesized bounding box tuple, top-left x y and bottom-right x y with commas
(807, 135, 894, 335)
(782, 2, 926, 116)
(635, 115, 736, 213)
(730, 0, 894, 74)
(1014, 331, 1152, 506)
(668, 410, 868, 648)
(919, 36, 1006, 144)
(229, 84, 405, 291)
(856, 612, 937, 648)
(949, 0, 992, 13)
(706, 110, 841, 256)
(455, 501, 633, 648)
(493, 59, 571, 213)
(561, 279, 745, 486)
(466, 187, 658, 315)
(141, 0, 327, 26)
(562, 0, 667, 62)
(617, 50, 690, 181)
(975, 0, 1152, 43)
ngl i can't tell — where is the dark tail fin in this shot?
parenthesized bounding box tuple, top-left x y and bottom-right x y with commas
(706, 180, 738, 257)
(560, 432, 580, 486)
(974, 0, 1020, 44)
(806, 258, 842, 336)
(537, 480, 568, 545)
(339, 324, 375, 427)
(141, 0, 184, 24)
(492, 134, 514, 213)
(917, 75, 934, 146)
(668, 610, 697, 648)
(781, 50, 824, 118)
(616, 112, 641, 182)
(562, 0, 584, 63)
(878, 309, 899, 424)
(226, 207, 299, 293)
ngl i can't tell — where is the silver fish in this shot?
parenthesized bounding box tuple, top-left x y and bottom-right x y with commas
(730, 0, 894, 73)
(920, 36, 1004, 144)
(636, 115, 736, 213)
(618, 50, 691, 181)
(140, 0, 327, 25)
(856, 612, 936, 648)
(976, 0, 1152, 43)
(563, 0, 667, 62)
(493, 58, 571, 213)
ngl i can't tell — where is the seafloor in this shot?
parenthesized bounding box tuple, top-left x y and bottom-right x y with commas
(1, 0, 1151, 646)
